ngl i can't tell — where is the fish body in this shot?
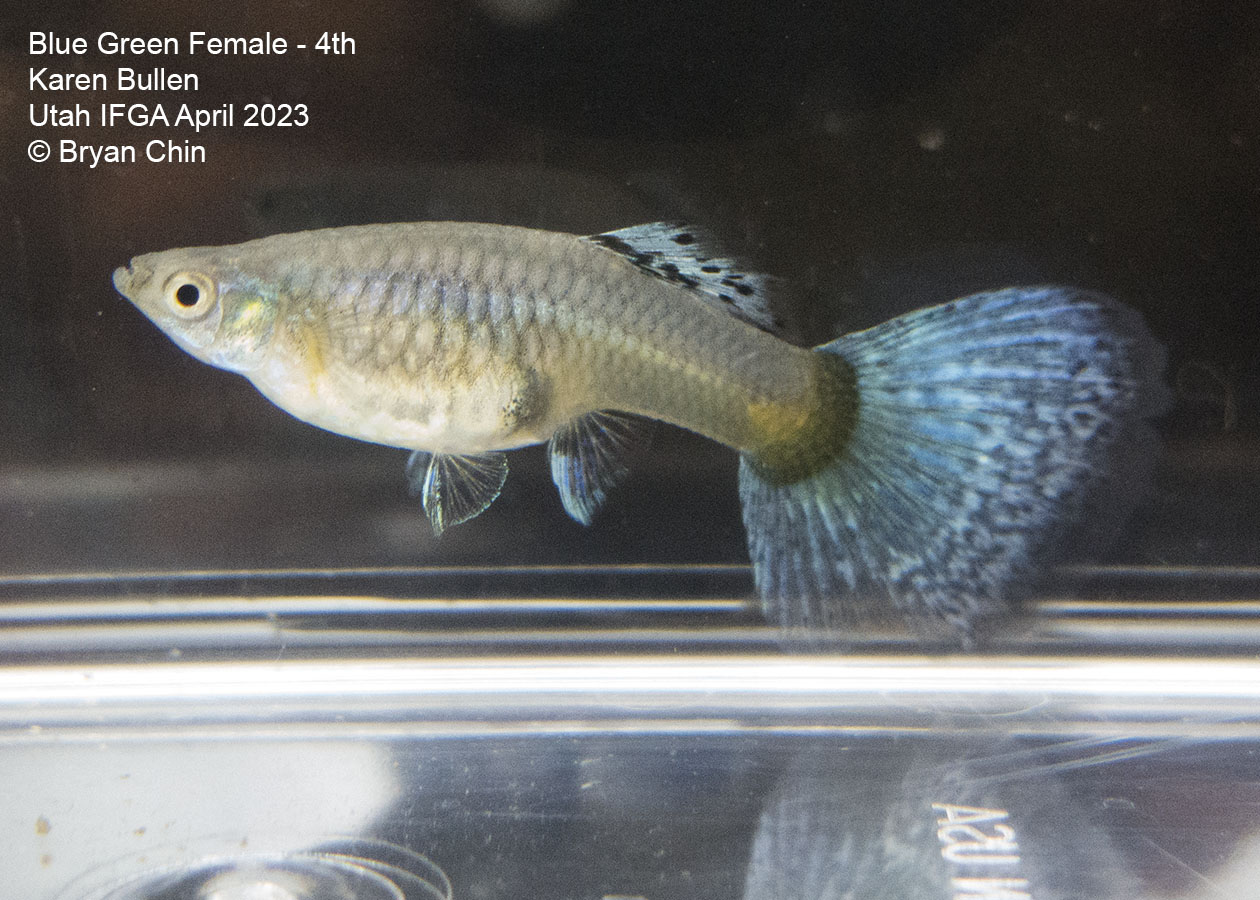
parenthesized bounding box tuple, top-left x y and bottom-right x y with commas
(114, 220, 1163, 641)
(118, 223, 822, 452)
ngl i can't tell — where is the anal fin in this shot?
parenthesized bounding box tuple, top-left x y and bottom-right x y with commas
(406, 450, 509, 536)
(548, 411, 651, 525)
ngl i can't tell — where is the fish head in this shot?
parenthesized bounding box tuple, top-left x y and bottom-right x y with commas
(113, 246, 280, 373)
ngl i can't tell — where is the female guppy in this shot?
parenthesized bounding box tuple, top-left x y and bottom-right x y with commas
(114, 221, 1162, 640)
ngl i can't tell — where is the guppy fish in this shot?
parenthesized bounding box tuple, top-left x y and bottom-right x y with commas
(114, 221, 1162, 640)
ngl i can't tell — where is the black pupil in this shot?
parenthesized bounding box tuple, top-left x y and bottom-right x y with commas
(174, 283, 200, 307)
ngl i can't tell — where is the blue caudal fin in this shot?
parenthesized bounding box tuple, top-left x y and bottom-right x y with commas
(737, 287, 1166, 643)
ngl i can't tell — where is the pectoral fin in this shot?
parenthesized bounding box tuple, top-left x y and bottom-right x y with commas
(548, 411, 651, 525)
(406, 450, 509, 536)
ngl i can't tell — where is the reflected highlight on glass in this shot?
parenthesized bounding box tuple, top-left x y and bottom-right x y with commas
(59, 839, 450, 900)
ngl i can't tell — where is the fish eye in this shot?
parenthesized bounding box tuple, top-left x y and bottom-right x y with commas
(163, 271, 217, 319)
(175, 283, 200, 307)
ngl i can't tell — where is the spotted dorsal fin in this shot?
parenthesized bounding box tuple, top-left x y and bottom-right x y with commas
(585, 222, 784, 334)
(406, 450, 509, 536)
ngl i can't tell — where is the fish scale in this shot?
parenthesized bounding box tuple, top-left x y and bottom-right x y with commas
(249, 224, 794, 454)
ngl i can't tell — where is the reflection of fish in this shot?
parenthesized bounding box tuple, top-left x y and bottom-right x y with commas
(745, 741, 1153, 900)
(113, 221, 1162, 640)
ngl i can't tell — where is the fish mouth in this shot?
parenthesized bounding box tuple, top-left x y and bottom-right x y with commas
(112, 260, 154, 296)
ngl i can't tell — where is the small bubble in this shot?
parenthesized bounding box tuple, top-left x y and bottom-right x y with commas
(916, 126, 946, 151)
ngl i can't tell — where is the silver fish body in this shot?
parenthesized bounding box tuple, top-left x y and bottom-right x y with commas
(114, 222, 818, 457)
(115, 220, 1164, 642)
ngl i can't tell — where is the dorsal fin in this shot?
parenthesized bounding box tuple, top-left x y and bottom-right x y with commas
(585, 222, 785, 334)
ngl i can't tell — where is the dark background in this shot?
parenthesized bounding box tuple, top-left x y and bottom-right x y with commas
(3, 8, 1260, 900)
(1, 0, 1257, 575)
